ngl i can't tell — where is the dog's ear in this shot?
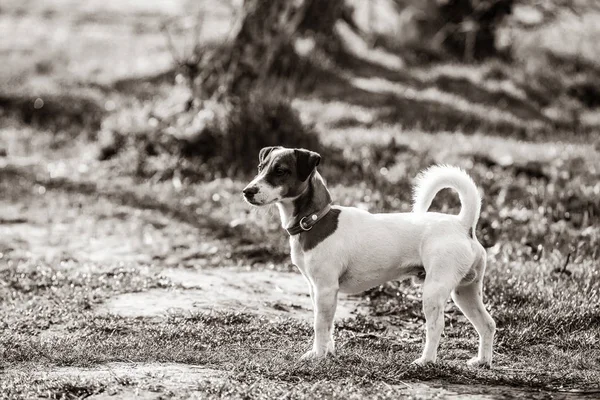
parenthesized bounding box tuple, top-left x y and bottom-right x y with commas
(259, 146, 280, 163)
(295, 149, 321, 182)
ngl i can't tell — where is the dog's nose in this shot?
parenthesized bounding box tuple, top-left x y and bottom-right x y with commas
(243, 186, 259, 198)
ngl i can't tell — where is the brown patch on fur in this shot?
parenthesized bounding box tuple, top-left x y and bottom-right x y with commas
(258, 148, 319, 199)
(261, 150, 301, 194)
(294, 149, 320, 182)
(299, 209, 341, 251)
(288, 168, 339, 251)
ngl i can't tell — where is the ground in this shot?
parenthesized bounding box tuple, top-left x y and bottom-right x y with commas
(1, 0, 600, 399)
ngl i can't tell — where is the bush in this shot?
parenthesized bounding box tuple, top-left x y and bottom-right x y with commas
(108, 87, 322, 180)
(0, 93, 105, 136)
(185, 89, 321, 177)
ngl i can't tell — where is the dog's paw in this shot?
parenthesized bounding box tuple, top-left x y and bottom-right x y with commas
(300, 349, 325, 361)
(411, 357, 434, 367)
(466, 357, 491, 369)
(300, 345, 334, 361)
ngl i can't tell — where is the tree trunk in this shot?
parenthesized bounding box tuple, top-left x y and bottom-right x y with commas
(436, 0, 514, 60)
(195, 0, 347, 100)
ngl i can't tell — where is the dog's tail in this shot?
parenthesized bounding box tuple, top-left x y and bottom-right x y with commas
(412, 165, 481, 238)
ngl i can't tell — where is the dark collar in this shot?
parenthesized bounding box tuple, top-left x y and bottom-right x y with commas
(286, 204, 332, 236)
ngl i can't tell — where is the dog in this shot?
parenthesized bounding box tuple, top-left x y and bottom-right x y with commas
(242, 146, 495, 367)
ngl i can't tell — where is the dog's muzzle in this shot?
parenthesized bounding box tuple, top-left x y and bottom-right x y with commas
(243, 186, 259, 202)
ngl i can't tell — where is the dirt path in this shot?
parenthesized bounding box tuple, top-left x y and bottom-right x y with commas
(6, 362, 582, 399)
(99, 267, 366, 321)
(0, 164, 365, 322)
(3, 362, 513, 399)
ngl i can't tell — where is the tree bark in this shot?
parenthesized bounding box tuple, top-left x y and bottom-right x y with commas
(195, 0, 347, 100)
(436, 0, 514, 60)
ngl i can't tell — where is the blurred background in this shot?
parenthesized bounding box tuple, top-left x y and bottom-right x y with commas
(1, 0, 599, 396)
(1, 0, 598, 262)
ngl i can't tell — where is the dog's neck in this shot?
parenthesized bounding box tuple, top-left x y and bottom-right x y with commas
(276, 172, 332, 230)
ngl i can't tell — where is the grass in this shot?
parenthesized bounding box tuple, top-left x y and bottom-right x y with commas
(0, 252, 597, 387)
(1, 0, 600, 398)
(1, 145, 599, 398)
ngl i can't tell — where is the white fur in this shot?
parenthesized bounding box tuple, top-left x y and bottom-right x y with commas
(413, 165, 481, 238)
(277, 166, 496, 366)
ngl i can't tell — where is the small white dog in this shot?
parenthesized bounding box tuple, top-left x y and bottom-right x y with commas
(243, 146, 495, 367)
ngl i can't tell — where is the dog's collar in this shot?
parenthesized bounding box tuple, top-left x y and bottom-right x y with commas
(286, 204, 332, 236)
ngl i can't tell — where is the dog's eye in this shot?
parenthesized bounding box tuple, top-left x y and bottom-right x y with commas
(275, 168, 286, 176)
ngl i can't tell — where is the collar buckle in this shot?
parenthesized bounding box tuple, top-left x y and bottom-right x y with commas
(299, 216, 314, 231)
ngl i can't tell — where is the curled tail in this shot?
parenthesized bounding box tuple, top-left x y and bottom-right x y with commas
(412, 165, 481, 238)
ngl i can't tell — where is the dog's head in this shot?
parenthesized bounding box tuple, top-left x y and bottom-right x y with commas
(242, 146, 321, 206)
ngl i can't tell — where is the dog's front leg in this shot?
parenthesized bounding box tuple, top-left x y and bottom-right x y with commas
(301, 284, 338, 360)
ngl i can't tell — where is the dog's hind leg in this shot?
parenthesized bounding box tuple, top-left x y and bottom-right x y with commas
(414, 242, 475, 366)
(413, 265, 464, 365)
(451, 248, 496, 368)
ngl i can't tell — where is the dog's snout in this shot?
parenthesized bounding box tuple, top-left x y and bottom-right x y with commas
(243, 186, 259, 198)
